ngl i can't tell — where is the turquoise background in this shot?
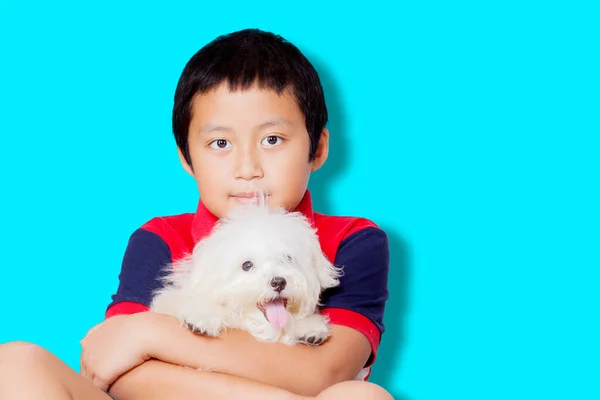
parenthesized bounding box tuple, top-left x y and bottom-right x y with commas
(1, 1, 598, 399)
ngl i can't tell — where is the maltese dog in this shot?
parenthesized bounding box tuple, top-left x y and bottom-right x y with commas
(150, 201, 342, 346)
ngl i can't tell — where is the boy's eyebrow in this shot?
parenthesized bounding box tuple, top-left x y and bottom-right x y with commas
(199, 118, 293, 134)
(257, 118, 293, 129)
(199, 124, 233, 134)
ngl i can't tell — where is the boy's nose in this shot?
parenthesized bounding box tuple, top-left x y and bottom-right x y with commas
(234, 148, 264, 180)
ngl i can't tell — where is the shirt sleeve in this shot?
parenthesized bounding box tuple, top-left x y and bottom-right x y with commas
(104, 228, 173, 319)
(320, 226, 390, 367)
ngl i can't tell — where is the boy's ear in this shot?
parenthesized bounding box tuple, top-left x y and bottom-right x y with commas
(177, 147, 195, 177)
(310, 128, 329, 172)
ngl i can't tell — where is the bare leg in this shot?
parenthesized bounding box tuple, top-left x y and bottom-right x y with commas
(315, 380, 395, 400)
(0, 342, 111, 400)
(0, 342, 393, 400)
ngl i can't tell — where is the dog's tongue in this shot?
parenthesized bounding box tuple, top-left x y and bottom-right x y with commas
(265, 298, 289, 329)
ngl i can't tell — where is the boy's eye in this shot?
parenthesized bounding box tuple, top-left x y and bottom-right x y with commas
(261, 136, 283, 146)
(209, 139, 231, 149)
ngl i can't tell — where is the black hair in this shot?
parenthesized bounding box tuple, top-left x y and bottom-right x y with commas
(172, 28, 328, 167)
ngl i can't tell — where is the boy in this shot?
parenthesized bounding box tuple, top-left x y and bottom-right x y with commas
(0, 29, 393, 399)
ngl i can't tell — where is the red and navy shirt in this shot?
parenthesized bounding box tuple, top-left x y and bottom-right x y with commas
(105, 190, 389, 380)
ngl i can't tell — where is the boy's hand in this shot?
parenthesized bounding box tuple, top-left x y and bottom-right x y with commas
(79, 312, 160, 391)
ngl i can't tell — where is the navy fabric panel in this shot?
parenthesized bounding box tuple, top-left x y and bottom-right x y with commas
(106, 228, 172, 310)
(321, 226, 390, 335)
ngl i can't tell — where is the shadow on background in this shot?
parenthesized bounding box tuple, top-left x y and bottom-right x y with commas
(305, 52, 348, 215)
(307, 53, 412, 400)
(369, 228, 412, 400)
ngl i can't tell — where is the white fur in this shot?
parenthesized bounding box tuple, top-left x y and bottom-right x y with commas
(150, 204, 342, 346)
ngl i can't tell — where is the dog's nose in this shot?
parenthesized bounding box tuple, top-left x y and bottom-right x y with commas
(270, 276, 287, 292)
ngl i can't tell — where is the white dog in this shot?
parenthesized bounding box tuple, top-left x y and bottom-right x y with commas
(150, 204, 342, 346)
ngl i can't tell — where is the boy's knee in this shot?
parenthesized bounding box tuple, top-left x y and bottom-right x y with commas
(360, 382, 395, 400)
(0, 341, 53, 368)
(0, 341, 74, 397)
(317, 381, 394, 400)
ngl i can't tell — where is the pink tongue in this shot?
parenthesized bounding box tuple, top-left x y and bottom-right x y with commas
(264, 298, 289, 329)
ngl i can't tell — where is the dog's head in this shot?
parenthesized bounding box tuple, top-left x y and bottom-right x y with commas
(187, 205, 341, 327)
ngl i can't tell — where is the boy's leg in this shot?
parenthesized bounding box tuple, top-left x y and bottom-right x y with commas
(0, 342, 393, 400)
(0, 342, 111, 400)
(316, 380, 395, 400)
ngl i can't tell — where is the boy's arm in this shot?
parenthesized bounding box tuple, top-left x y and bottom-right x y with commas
(108, 359, 304, 400)
(144, 312, 372, 396)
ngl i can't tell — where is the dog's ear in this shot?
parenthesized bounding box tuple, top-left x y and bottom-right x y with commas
(187, 238, 213, 288)
(312, 244, 342, 289)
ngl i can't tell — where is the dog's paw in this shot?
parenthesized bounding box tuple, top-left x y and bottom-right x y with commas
(291, 314, 331, 346)
(184, 321, 211, 335)
(182, 317, 223, 337)
(297, 332, 329, 346)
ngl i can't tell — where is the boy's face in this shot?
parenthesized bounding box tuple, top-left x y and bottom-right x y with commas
(179, 82, 328, 218)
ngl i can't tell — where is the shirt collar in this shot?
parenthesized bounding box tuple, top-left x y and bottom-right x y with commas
(191, 189, 315, 244)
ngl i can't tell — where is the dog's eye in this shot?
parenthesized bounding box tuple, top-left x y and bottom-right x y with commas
(285, 255, 292, 262)
(242, 261, 254, 271)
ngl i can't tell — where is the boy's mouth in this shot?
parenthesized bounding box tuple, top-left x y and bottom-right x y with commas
(258, 297, 289, 329)
(230, 192, 270, 205)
